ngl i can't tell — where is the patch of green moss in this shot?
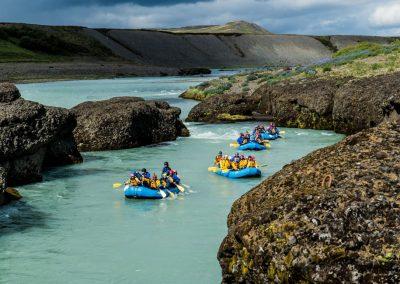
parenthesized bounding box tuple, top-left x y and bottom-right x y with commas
(217, 113, 251, 121)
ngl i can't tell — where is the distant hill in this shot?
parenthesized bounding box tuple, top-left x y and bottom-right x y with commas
(157, 20, 273, 35)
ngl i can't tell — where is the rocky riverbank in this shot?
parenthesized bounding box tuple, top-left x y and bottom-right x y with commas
(0, 83, 82, 205)
(72, 97, 190, 151)
(218, 120, 400, 283)
(186, 71, 400, 134)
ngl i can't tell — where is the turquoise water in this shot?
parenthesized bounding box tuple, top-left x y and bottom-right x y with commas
(0, 76, 344, 284)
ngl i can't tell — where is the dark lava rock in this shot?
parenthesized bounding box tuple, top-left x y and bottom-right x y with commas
(185, 72, 400, 134)
(0, 83, 82, 205)
(333, 72, 400, 134)
(256, 77, 349, 130)
(72, 97, 189, 151)
(0, 82, 21, 103)
(218, 121, 400, 283)
(186, 92, 261, 123)
(178, 68, 211, 76)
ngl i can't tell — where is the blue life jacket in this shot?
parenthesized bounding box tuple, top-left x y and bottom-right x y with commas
(172, 174, 180, 184)
(142, 171, 151, 179)
(162, 166, 171, 174)
(237, 137, 244, 145)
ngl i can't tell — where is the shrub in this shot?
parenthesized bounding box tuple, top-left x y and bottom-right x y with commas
(247, 73, 258, 81)
(322, 65, 332, 72)
(371, 63, 382, 70)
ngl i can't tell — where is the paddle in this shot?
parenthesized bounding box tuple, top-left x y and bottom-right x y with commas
(230, 142, 239, 148)
(259, 164, 268, 168)
(113, 182, 122, 189)
(176, 184, 185, 193)
(208, 166, 218, 172)
(159, 189, 167, 198)
(164, 189, 174, 198)
(181, 183, 191, 188)
(168, 177, 185, 193)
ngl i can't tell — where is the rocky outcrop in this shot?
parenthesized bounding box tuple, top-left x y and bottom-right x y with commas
(218, 121, 400, 283)
(72, 97, 189, 151)
(0, 83, 82, 205)
(187, 72, 400, 134)
(186, 93, 262, 123)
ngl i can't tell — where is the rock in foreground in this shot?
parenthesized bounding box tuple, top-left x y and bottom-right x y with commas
(72, 97, 189, 151)
(0, 83, 82, 205)
(218, 121, 400, 283)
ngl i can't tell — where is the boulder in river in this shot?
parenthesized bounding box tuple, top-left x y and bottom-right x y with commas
(186, 92, 262, 123)
(72, 97, 190, 151)
(218, 121, 400, 283)
(0, 83, 83, 205)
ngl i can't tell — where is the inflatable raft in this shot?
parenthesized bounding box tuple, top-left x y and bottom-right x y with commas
(124, 185, 181, 199)
(238, 141, 267, 151)
(260, 132, 280, 140)
(210, 167, 261, 178)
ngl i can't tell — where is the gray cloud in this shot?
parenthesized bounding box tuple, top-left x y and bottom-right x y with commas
(1, 0, 399, 35)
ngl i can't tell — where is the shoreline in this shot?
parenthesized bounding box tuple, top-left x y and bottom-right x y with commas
(0, 61, 212, 84)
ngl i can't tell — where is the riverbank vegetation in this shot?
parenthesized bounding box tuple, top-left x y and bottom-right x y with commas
(181, 40, 400, 101)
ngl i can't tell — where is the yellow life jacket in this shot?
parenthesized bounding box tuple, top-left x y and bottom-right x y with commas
(239, 159, 248, 169)
(247, 160, 257, 168)
(231, 162, 239, 171)
(130, 177, 139, 186)
(150, 180, 158, 189)
(220, 160, 230, 170)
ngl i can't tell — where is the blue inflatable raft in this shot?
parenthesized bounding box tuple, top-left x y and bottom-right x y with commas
(124, 185, 181, 199)
(238, 141, 267, 151)
(212, 167, 261, 178)
(260, 132, 280, 140)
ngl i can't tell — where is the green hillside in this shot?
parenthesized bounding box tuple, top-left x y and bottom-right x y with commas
(0, 23, 114, 62)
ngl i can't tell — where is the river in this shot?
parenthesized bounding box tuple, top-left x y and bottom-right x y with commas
(0, 74, 344, 284)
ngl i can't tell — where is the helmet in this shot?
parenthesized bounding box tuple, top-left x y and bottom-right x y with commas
(218, 151, 223, 155)
(235, 153, 239, 156)
(169, 170, 174, 175)
(164, 162, 169, 166)
(141, 168, 146, 172)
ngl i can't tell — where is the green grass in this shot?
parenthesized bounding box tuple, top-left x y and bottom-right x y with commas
(0, 24, 114, 62)
(0, 39, 60, 62)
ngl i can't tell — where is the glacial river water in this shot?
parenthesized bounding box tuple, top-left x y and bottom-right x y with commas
(0, 74, 344, 283)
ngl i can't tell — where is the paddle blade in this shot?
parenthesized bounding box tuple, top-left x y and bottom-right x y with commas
(113, 183, 122, 189)
(230, 142, 239, 148)
(208, 166, 218, 172)
(280, 130, 286, 134)
(176, 184, 185, 193)
(159, 190, 167, 198)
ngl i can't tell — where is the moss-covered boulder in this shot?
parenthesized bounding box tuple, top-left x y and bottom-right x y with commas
(218, 121, 400, 283)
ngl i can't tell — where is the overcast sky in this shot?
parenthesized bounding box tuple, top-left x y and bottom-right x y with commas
(1, 0, 400, 35)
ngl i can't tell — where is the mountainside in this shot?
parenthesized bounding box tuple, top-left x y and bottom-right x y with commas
(157, 20, 273, 34)
(0, 21, 397, 82)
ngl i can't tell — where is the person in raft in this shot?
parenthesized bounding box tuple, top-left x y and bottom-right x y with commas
(162, 162, 171, 175)
(215, 153, 258, 171)
(214, 151, 223, 165)
(267, 122, 279, 135)
(168, 170, 181, 185)
(141, 168, 151, 187)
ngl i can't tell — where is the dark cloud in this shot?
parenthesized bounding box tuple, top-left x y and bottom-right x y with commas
(0, 0, 399, 35)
